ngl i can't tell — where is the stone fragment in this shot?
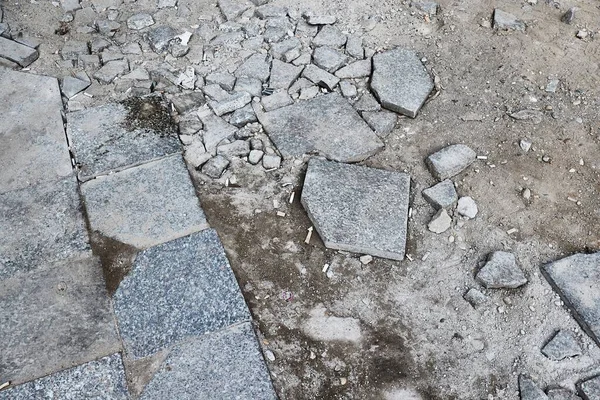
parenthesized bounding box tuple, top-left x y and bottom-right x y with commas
(427, 209, 451, 234)
(541, 252, 600, 346)
(270, 59, 303, 89)
(546, 388, 581, 400)
(61, 75, 91, 98)
(139, 323, 277, 400)
(353, 91, 381, 112)
(262, 153, 281, 169)
(67, 100, 180, 178)
(81, 155, 208, 248)
(493, 9, 526, 31)
(371, 48, 433, 118)
(313, 46, 347, 73)
(261, 90, 294, 111)
(210, 91, 252, 116)
(171, 92, 205, 114)
(422, 179, 458, 209)
(235, 53, 271, 82)
(541, 330, 582, 361)
(304, 14, 336, 25)
(335, 59, 371, 78)
(206, 71, 236, 91)
(114, 230, 248, 358)
(578, 376, 600, 400)
(127, 13, 154, 30)
(463, 288, 487, 309)
(257, 93, 383, 162)
(218, 140, 251, 158)
(457, 196, 478, 219)
(147, 25, 178, 53)
(301, 158, 410, 260)
(302, 64, 340, 90)
(312, 25, 347, 48)
(426, 144, 476, 180)
(230, 104, 257, 127)
(218, 0, 250, 21)
(362, 110, 397, 137)
(202, 154, 230, 178)
(339, 80, 357, 98)
(561, 7, 576, 24)
(61, 40, 89, 60)
(345, 35, 364, 59)
(519, 375, 549, 400)
(201, 114, 238, 154)
(248, 149, 264, 164)
(234, 76, 262, 97)
(476, 251, 527, 289)
(93, 59, 129, 84)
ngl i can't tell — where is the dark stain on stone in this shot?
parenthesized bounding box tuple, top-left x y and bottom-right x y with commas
(120, 96, 177, 136)
(88, 230, 138, 296)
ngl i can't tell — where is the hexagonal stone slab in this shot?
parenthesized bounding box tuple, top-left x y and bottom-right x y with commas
(370, 48, 433, 118)
(542, 252, 600, 346)
(0, 354, 128, 399)
(0, 255, 120, 386)
(0, 69, 72, 194)
(67, 98, 181, 180)
(140, 322, 276, 400)
(81, 155, 208, 249)
(0, 176, 90, 280)
(256, 93, 384, 163)
(301, 158, 410, 260)
(114, 229, 250, 359)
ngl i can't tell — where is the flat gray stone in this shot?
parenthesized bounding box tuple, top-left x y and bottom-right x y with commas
(0, 70, 72, 194)
(476, 251, 527, 289)
(127, 13, 155, 30)
(202, 154, 230, 178)
(313, 46, 347, 73)
(261, 90, 294, 111)
(230, 104, 257, 127)
(302, 64, 340, 90)
(371, 48, 433, 118)
(0, 36, 38, 66)
(93, 59, 129, 84)
(301, 158, 410, 260)
(519, 375, 548, 400)
(235, 53, 271, 82)
(426, 144, 476, 180)
(256, 93, 383, 162)
(61, 75, 91, 98)
(312, 25, 347, 48)
(270, 59, 303, 89)
(542, 252, 600, 346)
(140, 322, 276, 400)
(541, 330, 582, 360)
(335, 59, 371, 78)
(114, 229, 250, 358)
(0, 255, 120, 385)
(0, 354, 128, 399)
(67, 99, 181, 179)
(578, 375, 600, 400)
(546, 388, 581, 400)
(0, 176, 90, 280)
(494, 9, 526, 31)
(81, 155, 208, 249)
(362, 110, 396, 137)
(209, 91, 251, 116)
(422, 179, 458, 209)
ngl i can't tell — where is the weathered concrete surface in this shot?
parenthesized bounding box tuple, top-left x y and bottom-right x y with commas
(81, 155, 208, 249)
(0, 255, 120, 386)
(541, 330, 582, 361)
(476, 251, 527, 289)
(0, 176, 90, 279)
(370, 48, 433, 118)
(541, 252, 600, 346)
(140, 322, 277, 400)
(0, 69, 72, 194)
(114, 229, 250, 359)
(301, 158, 410, 260)
(257, 93, 383, 162)
(426, 144, 476, 180)
(67, 99, 181, 179)
(0, 354, 129, 399)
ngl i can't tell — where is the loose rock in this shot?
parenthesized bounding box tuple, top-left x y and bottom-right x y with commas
(476, 251, 527, 289)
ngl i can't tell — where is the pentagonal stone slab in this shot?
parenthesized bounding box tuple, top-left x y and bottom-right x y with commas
(542, 252, 600, 346)
(140, 322, 276, 400)
(301, 158, 410, 260)
(81, 155, 208, 249)
(0, 176, 90, 280)
(67, 98, 181, 180)
(114, 229, 250, 359)
(256, 93, 383, 162)
(370, 48, 433, 118)
(0, 354, 128, 400)
(0, 69, 72, 194)
(0, 255, 120, 385)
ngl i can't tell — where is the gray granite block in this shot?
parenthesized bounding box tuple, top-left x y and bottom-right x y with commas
(541, 252, 600, 346)
(519, 375, 548, 400)
(0, 176, 90, 280)
(541, 330, 582, 360)
(114, 229, 250, 359)
(422, 179, 458, 209)
(0, 255, 121, 385)
(0, 354, 128, 399)
(67, 99, 181, 179)
(256, 93, 383, 162)
(0, 36, 38, 67)
(370, 48, 433, 118)
(578, 375, 600, 400)
(140, 322, 276, 400)
(81, 155, 208, 249)
(476, 251, 527, 289)
(426, 144, 476, 180)
(301, 158, 410, 260)
(0, 69, 72, 194)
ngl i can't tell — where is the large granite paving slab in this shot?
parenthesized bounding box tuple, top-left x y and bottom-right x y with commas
(0, 353, 129, 399)
(81, 155, 208, 249)
(0, 176, 90, 280)
(301, 158, 411, 260)
(140, 322, 276, 400)
(541, 252, 600, 346)
(114, 229, 250, 359)
(256, 93, 384, 163)
(0, 69, 72, 194)
(67, 98, 181, 180)
(0, 255, 121, 385)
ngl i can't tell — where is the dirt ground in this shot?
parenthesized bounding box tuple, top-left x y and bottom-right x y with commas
(3, 0, 600, 398)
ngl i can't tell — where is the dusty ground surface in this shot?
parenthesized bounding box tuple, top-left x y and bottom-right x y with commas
(3, 0, 600, 398)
